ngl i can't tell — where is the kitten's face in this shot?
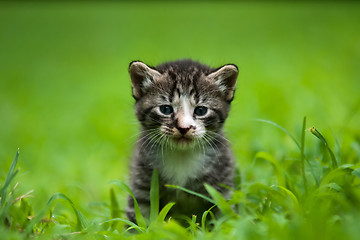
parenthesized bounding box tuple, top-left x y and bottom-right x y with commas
(129, 60, 238, 149)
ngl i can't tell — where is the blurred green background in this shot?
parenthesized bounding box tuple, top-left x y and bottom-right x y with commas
(0, 1, 359, 212)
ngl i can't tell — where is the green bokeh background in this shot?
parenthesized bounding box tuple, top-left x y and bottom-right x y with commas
(0, 1, 359, 211)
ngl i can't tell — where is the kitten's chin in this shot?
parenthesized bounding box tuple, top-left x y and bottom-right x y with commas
(175, 136, 192, 144)
(171, 136, 195, 149)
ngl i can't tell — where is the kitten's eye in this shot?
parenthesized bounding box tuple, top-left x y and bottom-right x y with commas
(194, 106, 208, 116)
(159, 105, 173, 115)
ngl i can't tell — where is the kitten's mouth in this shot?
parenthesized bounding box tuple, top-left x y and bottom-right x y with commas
(173, 136, 193, 145)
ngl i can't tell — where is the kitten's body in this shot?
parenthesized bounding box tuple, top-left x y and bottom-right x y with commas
(126, 59, 238, 222)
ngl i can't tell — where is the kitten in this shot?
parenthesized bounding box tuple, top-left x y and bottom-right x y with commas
(126, 59, 238, 223)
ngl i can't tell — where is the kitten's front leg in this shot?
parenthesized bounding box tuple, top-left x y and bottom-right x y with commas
(126, 163, 153, 224)
(125, 193, 150, 224)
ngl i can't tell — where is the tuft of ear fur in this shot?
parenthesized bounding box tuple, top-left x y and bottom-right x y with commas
(129, 61, 162, 100)
(207, 64, 238, 102)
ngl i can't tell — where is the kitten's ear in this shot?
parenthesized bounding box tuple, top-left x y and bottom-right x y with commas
(208, 64, 238, 102)
(129, 61, 162, 100)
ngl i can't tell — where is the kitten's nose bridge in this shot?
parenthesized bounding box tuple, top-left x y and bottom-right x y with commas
(176, 96, 196, 134)
(176, 115, 195, 134)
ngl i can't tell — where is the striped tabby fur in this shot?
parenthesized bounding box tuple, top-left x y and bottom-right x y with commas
(126, 59, 238, 223)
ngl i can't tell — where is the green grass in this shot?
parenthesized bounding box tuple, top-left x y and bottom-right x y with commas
(0, 1, 360, 239)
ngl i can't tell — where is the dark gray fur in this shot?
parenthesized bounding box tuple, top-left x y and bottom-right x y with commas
(126, 59, 238, 223)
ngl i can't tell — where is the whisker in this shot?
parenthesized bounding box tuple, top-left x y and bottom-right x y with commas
(135, 129, 159, 145)
(148, 134, 161, 153)
(201, 134, 218, 155)
(206, 133, 229, 148)
(195, 137, 206, 160)
(208, 131, 230, 141)
(140, 131, 163, 151)
(131, 128, 158, 139)
(160, 134, 169, 163)
(203, 134, 222, 165)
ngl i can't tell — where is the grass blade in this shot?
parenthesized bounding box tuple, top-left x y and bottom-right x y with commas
(156, 202, 176, 223)
(255, 152, 285, 187)
(109, 188, 120, 230)
(110, 180, 147, 229)
(204, 184, 236, 217)
(165, 184, 215, 204)
(201, 205, 216, 231)
(110, 188, 120, 219)
(187, 215, 200, 234)
(254, 119, 301, 150)
(0, 149, 19, 207)
(321, 165, 352, 186)
(47, 193, 88, 231)
(275, 186, 300, 213)
(25, 192, 88, 233)
(101, 218, 145, 233)
(352, 168, 360, 179)
(150, 169, 159, 223)
(300, 117, 308, 192)
(309, 127, 338, 169)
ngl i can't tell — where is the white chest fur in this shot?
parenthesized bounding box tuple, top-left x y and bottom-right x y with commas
(157, 149, 207, 187)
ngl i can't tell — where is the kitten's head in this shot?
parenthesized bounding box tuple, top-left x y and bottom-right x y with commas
(129, 59, 238, 149)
